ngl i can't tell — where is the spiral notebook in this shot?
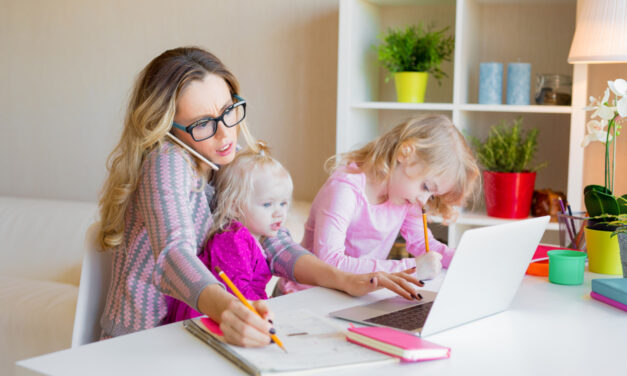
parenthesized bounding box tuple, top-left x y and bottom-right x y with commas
(184, 309, 396, 376)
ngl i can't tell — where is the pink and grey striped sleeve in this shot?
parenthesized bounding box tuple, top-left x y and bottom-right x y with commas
(137, 147, 220, 311)
(261, 228, 311, 280)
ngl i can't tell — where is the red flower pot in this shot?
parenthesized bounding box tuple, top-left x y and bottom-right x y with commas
(483, 171, 536, 219)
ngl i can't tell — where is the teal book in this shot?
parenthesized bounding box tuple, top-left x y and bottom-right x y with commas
(591, 278, 627, 305)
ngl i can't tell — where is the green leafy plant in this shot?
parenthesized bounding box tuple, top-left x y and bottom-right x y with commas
(468, 117, 547, 173)
(375, 23, 454, 84)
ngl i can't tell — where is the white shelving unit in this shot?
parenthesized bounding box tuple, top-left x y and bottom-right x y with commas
(336, 0, 587, 247)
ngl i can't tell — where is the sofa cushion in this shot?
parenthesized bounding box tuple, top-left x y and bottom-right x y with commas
(0, 197, 97, 285)
(0, 276, 77, 373)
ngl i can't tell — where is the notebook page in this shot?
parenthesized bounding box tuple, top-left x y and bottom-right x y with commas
(195, 309, 394, 374)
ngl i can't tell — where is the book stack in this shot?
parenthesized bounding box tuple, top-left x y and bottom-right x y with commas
(590, 278, 627, 312)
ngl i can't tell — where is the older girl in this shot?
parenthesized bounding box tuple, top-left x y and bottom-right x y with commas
(97, 46, 422, 347)
(279, 115, 480, 295)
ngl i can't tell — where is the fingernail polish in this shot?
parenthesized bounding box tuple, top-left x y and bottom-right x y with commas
(268, 319, 274, 324)
(270, 328, 276, 335)
(417, 293, 423, 299)
(419, 280, 425, 285)
(370, 278, 374, 284)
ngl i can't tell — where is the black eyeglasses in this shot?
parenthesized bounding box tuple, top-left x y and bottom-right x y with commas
(172, 95, 246, 142)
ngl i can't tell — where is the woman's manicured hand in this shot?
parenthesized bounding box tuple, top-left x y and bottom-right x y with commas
(198, 284, 275, 347)
(219, 299, 275, 347)
(340, 267, 425, 300)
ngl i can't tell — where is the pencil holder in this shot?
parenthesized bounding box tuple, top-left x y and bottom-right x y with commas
(557, 212, 587, 252)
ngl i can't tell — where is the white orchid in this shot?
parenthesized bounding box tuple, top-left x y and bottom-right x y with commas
(608, 78, 627, 116)
(582, 79, 624, 194)
(581, 119, 612, 147)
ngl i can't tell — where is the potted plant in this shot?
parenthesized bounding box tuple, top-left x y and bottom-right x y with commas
(469, 117, 547, 219)
(375, 23, 454, 103)
(607, 212, 627, 277)
(581, 79, 627, 275)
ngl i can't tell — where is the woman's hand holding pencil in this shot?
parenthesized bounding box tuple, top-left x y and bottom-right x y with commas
(215, 266, 287, 352)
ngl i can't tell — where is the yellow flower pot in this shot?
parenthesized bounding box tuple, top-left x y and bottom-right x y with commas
(394, 72, 428, 103)
(584, 227, 622, 275)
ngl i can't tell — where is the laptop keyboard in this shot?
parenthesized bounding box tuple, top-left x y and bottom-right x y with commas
(364, 301, 433, 331)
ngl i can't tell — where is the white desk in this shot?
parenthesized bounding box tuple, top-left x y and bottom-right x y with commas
(16, 271, 626, 376)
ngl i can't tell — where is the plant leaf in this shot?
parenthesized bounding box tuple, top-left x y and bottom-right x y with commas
(584, 190, 620, 217)
(583, 184, 612, 195)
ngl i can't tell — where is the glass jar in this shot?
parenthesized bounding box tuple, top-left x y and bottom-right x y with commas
(535, 74, 572, 105)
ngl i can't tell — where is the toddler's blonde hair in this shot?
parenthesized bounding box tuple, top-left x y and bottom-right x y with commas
(211, 141, 293, 236)
(326, 114, 480, 221)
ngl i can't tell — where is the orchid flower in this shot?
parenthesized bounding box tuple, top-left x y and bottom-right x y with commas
(608, 78, 627, 117)
(581, 119, 611, 147)
(583, 79, 624, 194)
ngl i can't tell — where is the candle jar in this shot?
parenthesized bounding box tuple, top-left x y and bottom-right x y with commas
(535, 74, 572, 105)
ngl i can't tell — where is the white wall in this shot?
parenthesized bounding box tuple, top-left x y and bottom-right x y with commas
(0, 0, 339, 202)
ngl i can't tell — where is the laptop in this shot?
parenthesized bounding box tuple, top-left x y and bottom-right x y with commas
(330, 216, 550, 337)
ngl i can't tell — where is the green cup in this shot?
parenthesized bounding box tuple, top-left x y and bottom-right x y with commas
(548, 250, 586, 285)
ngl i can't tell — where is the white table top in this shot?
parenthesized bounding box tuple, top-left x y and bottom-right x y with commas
(16, 271, 626, 376)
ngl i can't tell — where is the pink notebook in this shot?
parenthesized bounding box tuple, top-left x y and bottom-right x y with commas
(346, 326, 450, 362)
(590, 292, 627, 312)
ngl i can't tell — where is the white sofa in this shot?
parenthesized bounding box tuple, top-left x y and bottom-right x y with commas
(0, 196, 310, 375)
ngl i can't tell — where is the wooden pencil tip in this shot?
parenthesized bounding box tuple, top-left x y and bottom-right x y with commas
(214, 266, 222, 273)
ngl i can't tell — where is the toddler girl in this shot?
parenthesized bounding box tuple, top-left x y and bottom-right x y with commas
(166, 142, 293, 322)
(278, 115, 480, 295)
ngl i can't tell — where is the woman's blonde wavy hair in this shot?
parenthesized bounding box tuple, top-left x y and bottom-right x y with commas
(211, 141, 293, 237)
(98, 46, 255, 250)
(326, 114, 480, 221)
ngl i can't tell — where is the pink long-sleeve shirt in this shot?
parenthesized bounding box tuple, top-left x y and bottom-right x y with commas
(278, 164, 454, 294)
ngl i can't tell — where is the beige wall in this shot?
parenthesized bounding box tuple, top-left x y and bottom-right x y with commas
(2, 0, 625, 205)
(0, 0, 338, 202)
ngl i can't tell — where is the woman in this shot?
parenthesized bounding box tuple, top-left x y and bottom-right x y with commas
(97, 46, 422, 347)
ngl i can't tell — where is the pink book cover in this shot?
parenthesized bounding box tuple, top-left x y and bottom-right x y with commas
(590, 292, 627, 312)
(347, 326, 450, 362)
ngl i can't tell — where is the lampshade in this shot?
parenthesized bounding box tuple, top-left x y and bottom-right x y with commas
(568, 0, 627, 64)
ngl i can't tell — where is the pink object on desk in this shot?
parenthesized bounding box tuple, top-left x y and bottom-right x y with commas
(590, 292, 627, 312)
(200, 317, 224, 336)
(346, 326, 450, 362)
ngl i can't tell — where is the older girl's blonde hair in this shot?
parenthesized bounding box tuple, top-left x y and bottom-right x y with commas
(211, 142, 293, 237)
(98, 46, 256, 250)
(326, 114, 480, 221)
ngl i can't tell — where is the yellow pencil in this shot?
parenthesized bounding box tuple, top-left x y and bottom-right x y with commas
(214, 266, 287, 353)
(422, 208, 430, 253)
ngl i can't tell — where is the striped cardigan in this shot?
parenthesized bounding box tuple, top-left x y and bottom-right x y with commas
(100, 141, 309, 338)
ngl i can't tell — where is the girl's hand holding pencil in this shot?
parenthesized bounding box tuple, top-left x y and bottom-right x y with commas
(415, 252, 443, 281)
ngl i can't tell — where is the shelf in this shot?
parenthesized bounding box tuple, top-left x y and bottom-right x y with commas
(352, 102, 455, 111)
(430, 211, 560, 231)
(351, 102, 572, 114)
(458, 104, 572, 114)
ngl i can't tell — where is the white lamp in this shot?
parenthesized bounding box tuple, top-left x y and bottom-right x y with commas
(568, 0, 627, 63)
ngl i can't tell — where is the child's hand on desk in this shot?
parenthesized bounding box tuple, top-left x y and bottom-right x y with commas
(219, 299, 275, 347)
(415, 251, 443, 281)
(342, 268, 425, 300)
